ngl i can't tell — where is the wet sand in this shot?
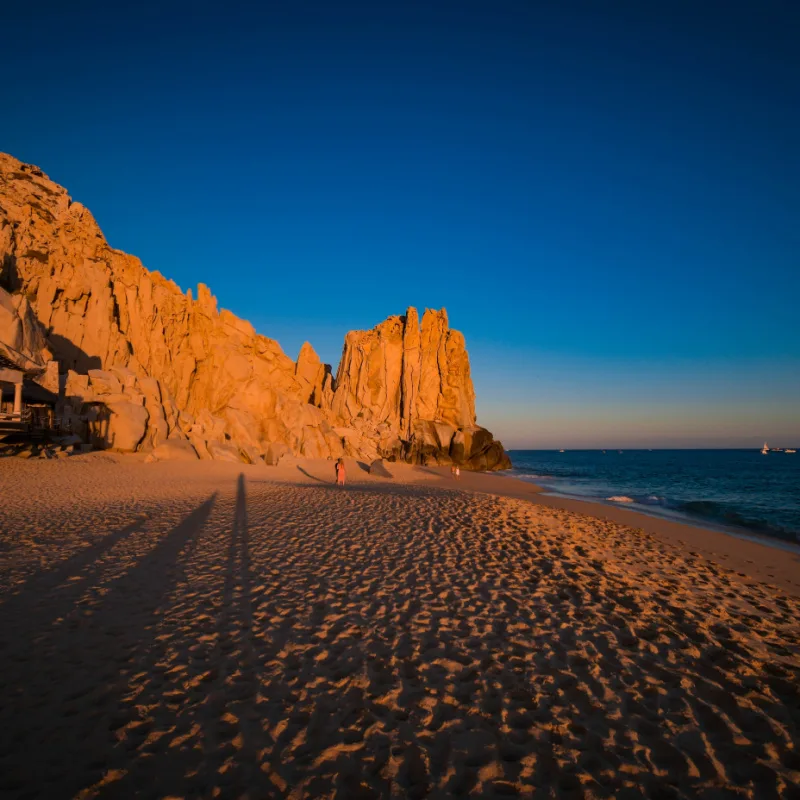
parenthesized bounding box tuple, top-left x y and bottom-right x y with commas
(0, 453, 798, 798)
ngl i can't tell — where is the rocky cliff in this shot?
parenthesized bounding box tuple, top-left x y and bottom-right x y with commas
(0, 153, 510, 469)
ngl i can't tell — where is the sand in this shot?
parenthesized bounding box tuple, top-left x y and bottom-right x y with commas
(0, 453, 798, 799)
(412, 466, 800, 599)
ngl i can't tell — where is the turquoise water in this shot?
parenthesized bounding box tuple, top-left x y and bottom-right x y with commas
(506, 449, 800, 544)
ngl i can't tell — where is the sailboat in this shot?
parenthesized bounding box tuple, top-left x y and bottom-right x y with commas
(761, 442, 769, 454)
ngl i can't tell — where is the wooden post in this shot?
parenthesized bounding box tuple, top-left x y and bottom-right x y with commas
(13, 382, 22, 416)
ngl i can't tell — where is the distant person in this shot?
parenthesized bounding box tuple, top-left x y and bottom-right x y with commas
(336, 457, 346, 486)
(451, 464, 461, 480)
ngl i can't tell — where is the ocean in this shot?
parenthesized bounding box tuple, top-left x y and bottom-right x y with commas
(505, 449, 800, 544)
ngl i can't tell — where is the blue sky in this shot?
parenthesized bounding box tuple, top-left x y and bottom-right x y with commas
(3, 0, 798, 447)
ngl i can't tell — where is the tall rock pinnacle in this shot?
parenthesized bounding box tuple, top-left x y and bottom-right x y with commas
(329, 308, 509, 470)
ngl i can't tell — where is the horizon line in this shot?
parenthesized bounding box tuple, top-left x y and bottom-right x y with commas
(505, 446, 800, 451)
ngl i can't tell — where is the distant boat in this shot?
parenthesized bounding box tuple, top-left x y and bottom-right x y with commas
(761, 442, 769, 454)
(559, 449, 565, 453)
(786, 449, 797, 454)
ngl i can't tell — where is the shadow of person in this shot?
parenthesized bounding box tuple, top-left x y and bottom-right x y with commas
(297, 465, 331, 483)
(196, 473, 262, 791)
(0, 515, 148, 628)
(0, 493, 218, 798)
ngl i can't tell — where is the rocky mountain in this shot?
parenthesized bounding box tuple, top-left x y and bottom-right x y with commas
(0, 153, 510, 469)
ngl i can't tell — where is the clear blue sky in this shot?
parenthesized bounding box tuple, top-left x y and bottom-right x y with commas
(4, 0, 799, 447)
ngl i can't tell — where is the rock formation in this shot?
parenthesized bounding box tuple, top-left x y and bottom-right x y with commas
(329, 310, 510, 469)
(0, 153, 510, 469)
(0, 287, 51, 368)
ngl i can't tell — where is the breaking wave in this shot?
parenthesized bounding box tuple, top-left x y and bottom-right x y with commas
(677, 500, 798, 543)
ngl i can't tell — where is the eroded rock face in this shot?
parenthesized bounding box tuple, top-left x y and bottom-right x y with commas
(0, 153, 510, 469)
(0, 154, 337, 459)
(0, 286, 51, 367)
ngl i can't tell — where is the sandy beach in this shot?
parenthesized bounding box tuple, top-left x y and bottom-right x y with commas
(1, 454, 798, 799)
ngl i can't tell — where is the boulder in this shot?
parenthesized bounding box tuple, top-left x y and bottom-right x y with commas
(97, 401, 149, 452)
(450, 429, 468, 464)
(405, 420, 445, 465)
(240, 444, 264, 465)
(467, 426, 495, 458)
(88, 369, 122, 395)
(64, 370, 90, 399)
(264, 441, 290, 466)
(208, 440, 244, 463)
(369, 459, 392, 478)
(433, 422, 457, 451)
(148, 439, 199, 462)
(449, 426, 509, 470)
(467, 440, 512, 471)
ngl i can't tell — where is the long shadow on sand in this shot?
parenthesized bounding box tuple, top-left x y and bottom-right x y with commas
(0, 493, 217, 798)
(198, 473, 263, 790)
(77, 475, 279, 798)
(0, 515, 147, 624)
(3, 479, 799, 798)
(413, 465, 446, 478)
(297, 465, 332, 483)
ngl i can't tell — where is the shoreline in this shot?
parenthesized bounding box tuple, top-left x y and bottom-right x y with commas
(536, 488, 800, 553)
(503, 448, 799, 550)
(386, 462, 800, 597)
(502, 473, 800, 553)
